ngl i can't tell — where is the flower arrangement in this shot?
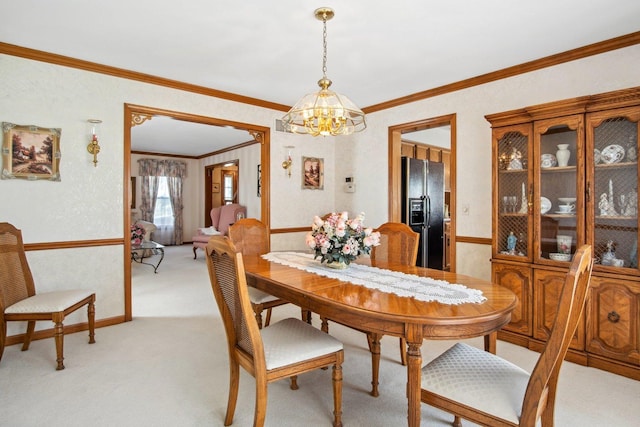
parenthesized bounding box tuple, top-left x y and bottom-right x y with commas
(131, 223, 146, 245)
(306, 212, 380, 266)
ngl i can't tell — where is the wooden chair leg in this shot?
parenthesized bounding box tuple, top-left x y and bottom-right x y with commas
(399, 337, 407, 366)
(332, 358, 344, 427)
(254, 376, 268, 427)
(321, 317, 329, 333)
(289, 375, 299, 390)
(302, 309, 312, 324)
(0, 320, 6, 362)
(264, 308, 273, 327)
(368, 333, 381, 397)
(53, 319, 65, 370)
(253, 305, 264, 329)
(193, 246, 198, 259)
(21, 320, 36, 351)
(88, 300, 96, 344)
(225, 359, 240, 426)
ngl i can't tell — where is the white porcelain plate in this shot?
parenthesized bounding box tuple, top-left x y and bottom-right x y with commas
(541, 197, 551, 214)
(601, 144, 625, 164)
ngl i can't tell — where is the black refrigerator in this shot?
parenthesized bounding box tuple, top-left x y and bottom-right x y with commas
(401, 157, 445, 269)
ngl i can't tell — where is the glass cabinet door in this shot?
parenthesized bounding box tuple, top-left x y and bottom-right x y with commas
(494, 124, 532, 260)
(586, 107, 640, 273)
(534, 115, 585, 264)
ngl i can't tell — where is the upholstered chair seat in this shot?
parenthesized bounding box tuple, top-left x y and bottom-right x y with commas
(5, 289, 95, 315)
(261, 318, 343, 370)
(422, 342, 530, 424)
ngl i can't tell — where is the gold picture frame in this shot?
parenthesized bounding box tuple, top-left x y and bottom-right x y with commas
(1, 122, 61, 181)
(302, 156, 324, 190)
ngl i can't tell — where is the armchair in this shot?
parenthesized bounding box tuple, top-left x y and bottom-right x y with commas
(192, 204, 246, 259)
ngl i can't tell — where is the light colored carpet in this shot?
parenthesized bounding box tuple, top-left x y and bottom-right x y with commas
(1, 244, 638, 426)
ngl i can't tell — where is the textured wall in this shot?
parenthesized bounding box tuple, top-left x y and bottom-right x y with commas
(1, 44, 639, 330)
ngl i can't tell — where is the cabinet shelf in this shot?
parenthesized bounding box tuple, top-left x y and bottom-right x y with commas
(544, 213, 577, 219)
(595, 215, 638, 221)
(594, 161, 637, 170)
(499, 168, 528, 174)
(540, 166, 576, 173)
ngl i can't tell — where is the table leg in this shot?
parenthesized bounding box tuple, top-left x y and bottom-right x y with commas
(368, 333, 381, 397)
(153, 248, 165, 273)
(484, 331, 497, 354)
(405, 327, 423, 427)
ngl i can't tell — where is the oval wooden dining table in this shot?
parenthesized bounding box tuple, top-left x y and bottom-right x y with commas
(242, 253, 517, 427)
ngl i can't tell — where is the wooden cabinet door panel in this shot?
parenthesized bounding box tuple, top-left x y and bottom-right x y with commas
(534, 269, 585, 350)
(586, 277, 640, 365)
(493, 263, 532, 335)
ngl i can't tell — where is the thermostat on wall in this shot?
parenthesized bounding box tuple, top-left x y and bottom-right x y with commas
(345, 177, 355, 193)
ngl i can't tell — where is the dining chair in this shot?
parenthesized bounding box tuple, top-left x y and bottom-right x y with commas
(0, 222, 96, 370)
(371, 222, 420, 365)
(205, 235, 344, 427)
(420, 244, 593, 427)
(228, 218, 289, 328)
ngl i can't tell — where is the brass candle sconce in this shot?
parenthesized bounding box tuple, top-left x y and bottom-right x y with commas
(87, 119, 102, 167)
(282, 146, 293, 177)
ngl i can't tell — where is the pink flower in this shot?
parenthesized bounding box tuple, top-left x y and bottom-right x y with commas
(305, 232, 316, 248)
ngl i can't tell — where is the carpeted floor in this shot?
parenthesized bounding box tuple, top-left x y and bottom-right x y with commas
(1, 244, 638, 426)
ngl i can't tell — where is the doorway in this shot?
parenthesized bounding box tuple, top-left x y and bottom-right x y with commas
(388, 114, 457, 271)
(123, 103, 271, 321)
(204, 160, 240, 225)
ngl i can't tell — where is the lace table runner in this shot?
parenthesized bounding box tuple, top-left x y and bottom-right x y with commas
(262, 252, 486, 305)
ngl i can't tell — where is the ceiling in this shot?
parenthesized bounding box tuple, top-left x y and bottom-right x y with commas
(2, 1, 639, 156)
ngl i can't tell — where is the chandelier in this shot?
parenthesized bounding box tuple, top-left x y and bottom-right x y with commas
(281, 7, 366, 137)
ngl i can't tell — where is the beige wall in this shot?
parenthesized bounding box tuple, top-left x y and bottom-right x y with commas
(1, 44, 639, 335)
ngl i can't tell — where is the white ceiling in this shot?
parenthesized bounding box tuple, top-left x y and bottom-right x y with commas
(2, 1, 639, 155)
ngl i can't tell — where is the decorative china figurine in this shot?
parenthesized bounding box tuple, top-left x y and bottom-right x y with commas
(626, 136, 637, 162)
(599, 193, 610, 216)
(607, 179, 618, 216)
(506, 231, 517, 254)
(519, 183, 528, 214)
(507, 147, 523, 170)
(626, 190, 638, 217)
(601, 240, 616, 266)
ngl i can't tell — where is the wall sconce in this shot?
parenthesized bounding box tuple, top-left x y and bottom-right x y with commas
(87, 119, 102, 167)
(282, 146, 293, 177)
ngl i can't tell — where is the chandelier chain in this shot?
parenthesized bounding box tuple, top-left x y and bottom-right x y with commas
(322, 17, 328, 78)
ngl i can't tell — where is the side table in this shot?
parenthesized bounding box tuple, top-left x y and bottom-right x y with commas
(131, 241, 165, 273)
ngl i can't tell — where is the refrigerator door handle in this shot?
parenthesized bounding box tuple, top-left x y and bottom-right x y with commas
(424, 196, 431, 228)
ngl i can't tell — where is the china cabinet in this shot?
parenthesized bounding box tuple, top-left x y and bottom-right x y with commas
(488, 86, 640, 380)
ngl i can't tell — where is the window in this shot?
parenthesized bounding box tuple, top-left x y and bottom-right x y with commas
(153, 177, 174, 226)
(223, 173, 234, 204)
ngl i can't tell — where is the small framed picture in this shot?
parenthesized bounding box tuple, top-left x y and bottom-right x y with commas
(212, 183, 220, 193)
(1, 122, 61, 181)
(302, 156, 324, 190)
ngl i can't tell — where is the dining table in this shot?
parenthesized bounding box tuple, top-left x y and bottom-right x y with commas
(242, 251, 517, 427)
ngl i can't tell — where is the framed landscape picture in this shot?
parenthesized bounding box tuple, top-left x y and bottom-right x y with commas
(1, 122, 61, 181)
(302, 156, 323, 190)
